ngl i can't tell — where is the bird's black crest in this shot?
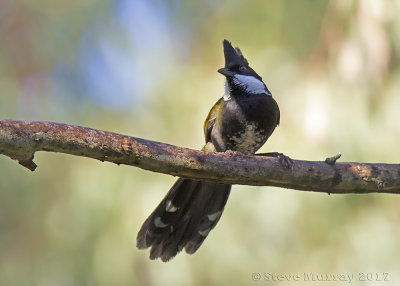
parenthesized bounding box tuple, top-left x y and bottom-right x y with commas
(222, 39, 249, 68)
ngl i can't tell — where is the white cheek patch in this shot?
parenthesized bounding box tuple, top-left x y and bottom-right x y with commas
(233, 74, 270, 95)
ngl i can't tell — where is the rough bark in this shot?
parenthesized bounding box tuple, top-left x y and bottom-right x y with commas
(0, 119, 399, 194)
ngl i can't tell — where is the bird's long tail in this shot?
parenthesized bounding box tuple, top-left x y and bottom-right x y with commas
(137, 178, 231, 262)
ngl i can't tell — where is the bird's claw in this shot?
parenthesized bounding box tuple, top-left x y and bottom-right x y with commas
(278, 153, 294, 170)
(255, 152, 294, 170)
(224, 150, 244, 157)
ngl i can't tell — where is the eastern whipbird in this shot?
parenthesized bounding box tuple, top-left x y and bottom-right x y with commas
(137, 39, 291, 262)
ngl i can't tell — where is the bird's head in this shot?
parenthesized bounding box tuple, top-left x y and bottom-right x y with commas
(218, 39, 271, 96)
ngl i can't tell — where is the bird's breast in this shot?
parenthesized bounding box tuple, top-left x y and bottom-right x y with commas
(225, 122, 266, 155)
(211, 95, 279, 154)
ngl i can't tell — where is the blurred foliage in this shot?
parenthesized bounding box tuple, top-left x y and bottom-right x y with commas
(1, 0, 400, 285)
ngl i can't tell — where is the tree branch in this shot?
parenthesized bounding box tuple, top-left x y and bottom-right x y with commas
(0, 119, 399, 194)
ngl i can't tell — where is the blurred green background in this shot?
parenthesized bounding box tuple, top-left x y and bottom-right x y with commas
(1, 0, 400, 285)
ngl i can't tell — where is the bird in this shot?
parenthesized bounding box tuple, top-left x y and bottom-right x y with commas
(137, 39, 285, 262)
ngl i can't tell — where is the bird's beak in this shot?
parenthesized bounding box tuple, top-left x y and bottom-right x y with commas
(218, 67, 234, 77)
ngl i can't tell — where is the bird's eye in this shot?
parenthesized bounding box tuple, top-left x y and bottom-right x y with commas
(239, 66, 246, 72)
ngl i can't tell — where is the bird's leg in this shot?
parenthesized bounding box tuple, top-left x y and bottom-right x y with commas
(255, 152, 294, 169)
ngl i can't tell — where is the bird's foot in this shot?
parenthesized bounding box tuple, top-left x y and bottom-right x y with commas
(224, 150, 244, 157)
(255, 152, 294, 169)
